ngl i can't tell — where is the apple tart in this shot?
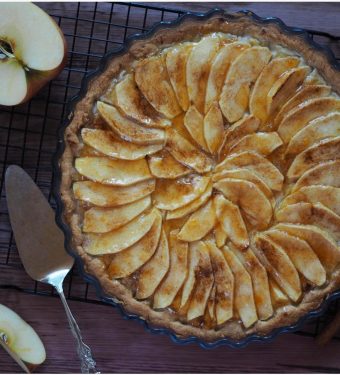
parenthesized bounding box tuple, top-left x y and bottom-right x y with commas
(59, 13, 340, 342)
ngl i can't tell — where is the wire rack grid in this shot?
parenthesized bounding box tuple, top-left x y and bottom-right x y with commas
(0, 2, 339, 342)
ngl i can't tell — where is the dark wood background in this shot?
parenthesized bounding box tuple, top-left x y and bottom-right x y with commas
(1, 2, 340, 373)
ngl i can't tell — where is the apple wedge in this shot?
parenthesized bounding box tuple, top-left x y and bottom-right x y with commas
(97, 101, 165, 145)
(206, 285, 217, 323)
(75, 156, 151, 186)
(107, 209, 162, 278)
(219, 46, 272, 123)
(148, 151, 191, 179)
(203, 103, 225, 154)
(83, 208, 157, 255)
(135, 55, 181, 118)
(287, 136, 340, 180)
(83, 196, 151, 233)
(153, 230, 188, 308)
(73, 179, 155, 207)
(269, 277, 290, 306)
(184, 105, 209, 151)
(214, 223, 228, 248)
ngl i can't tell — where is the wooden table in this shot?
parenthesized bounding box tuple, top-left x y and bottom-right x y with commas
(1, 2, 340, 373)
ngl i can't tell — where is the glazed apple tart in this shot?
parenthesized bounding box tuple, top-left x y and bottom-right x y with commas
(59, 13, 340, 341)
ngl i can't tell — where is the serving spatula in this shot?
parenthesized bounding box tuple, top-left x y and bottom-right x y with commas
(5, 165, 99, 373)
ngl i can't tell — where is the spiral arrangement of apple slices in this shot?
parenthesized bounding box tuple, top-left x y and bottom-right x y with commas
(73, 33, 340, 329)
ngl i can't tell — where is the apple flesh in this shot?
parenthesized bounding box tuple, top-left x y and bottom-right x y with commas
(0, 3, 67, 106)
(0, 303, 46, 369)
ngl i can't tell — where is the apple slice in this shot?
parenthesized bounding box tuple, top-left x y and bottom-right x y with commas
(148, 151, 191, 179)
(135, 54, 181, 118)
(166, 128, 213, 173)
(136, 229, 170, 299)
(73, 179, 155, 207)
(213, 194, 249, 249)
(214, 178, 272, 230)
(215, 151, 283, 191)
(153, 175, 210, 211)
(0, 3, 66, 106)
(219, 46, 272, 123)
(184, 105, 209, 151)
(107, 209, 162, 278)
(203, 103, 224, 154)
(287, 137, 340, 180)
(254, 234, 301, 302)
(265, 229, 326, 286)
(286, 113, 340, 156)
(83, 208, 157, 255)
(277, 97, 340, 143)
(166, 43, 193, 111)
(177, 199, 216, 241)
(97, 101, 165, 145)
(83, 196, 151, 233)
(268, 277, 290, 306)
(222, 246, 258, 328)
(153, 230, 188, 308)
(249, 56, 300, 124)
(215, 223, 228, 248)
(206, 285, 217, 323)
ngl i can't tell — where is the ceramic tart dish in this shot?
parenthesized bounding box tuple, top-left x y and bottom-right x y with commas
(53, 9, 340, 348)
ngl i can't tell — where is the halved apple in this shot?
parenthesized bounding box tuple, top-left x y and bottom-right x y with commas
(203, 103, 225, 154)
(148, 151, 191, 179)
(0, 3, 67, 106)
(184, 105, 209, 151)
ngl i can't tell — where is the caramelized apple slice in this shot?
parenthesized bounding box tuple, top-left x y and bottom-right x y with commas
(214, 223, 228, 248)
(136, 230, 170, 299)
(97, 101, 165, 145)
(206, 285, 216, 322)
(83, 196, 151, 233)
(83, 208, 157, 255)
(148, 151, 191, 179)
(153, 175, 210, 211)
(219, 46, 271, 122)
(73, 179, 155, 207)
(203, 103, 224, 154)
(222, 246, 258, 328)
(287, 137, 340, 180)
(107, 209, 162, 278)
(269, 277, 290, 306)
(153, 230, 188, 308)
(184, 105, 208, 151)
(266, 229, 326, 286)
(286, 113, 340, 156)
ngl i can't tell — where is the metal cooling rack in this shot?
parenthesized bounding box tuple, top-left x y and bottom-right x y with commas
(0, 2, 339, 341)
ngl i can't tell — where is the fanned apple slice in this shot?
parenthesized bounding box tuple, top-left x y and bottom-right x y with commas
(153, 230, 188, 308)
(206, 241, 234, 325)
(148, 151, 191, 179)
(214, 223, 228, 248)
(265, 229, 326, 286)
(249, 56, 300, 123)
(73, 179, 155, 207)
(229, 132, 283, 156)
(274, 223, 340, 273)
(184, 105, 208, 151)
(81, 128, 163, 160)
(254, 234, 301, 302)
(214, 178, 273, 230)
(153, 175, 210, 211)
(277, 97, 340, 143)
(215, 151, 283, 191)
(75, 156, 151, 186)
(97, 101, 165, 145)
(186, 34, 221, 113)
(114, 74, 171, 128)
(213, 194, 249, 249)
(166, 128, 213, 173)
(203, 103, 224, 154)
(135, 229, 170, 299)
(222, 246, 257, 328)
(293, 160, 340, 192)
(107, 209, 162, 278)
(177, 199, 216, 241)
(135, 55, 181, 118)
(206, 285, 216, 322)
(286, 113, 340, 156)
(269, 277, 290, 306)
(287, 137, 340, 180)
(205, 41, 250, 113)
(83, 208, 157, 255)
(166, 43, 193, 111)
(273, 85, 331, 129)
(167, 181, 213, 220)
(219, 46, 272, 122)
(83, 196, 151, 233)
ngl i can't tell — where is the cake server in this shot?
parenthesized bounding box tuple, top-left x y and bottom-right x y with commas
(5, 165, 99, 374)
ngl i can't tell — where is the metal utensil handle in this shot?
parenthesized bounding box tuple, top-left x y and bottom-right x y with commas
(56, 287, 99, 373)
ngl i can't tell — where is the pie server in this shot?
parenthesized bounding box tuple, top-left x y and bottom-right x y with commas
(5, 165, 99, 373)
